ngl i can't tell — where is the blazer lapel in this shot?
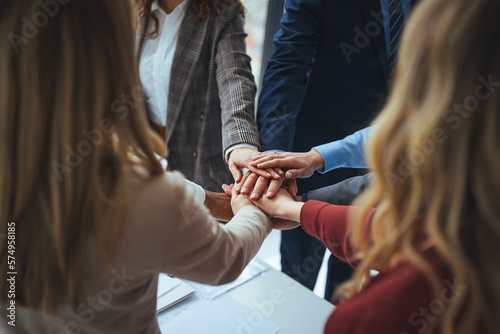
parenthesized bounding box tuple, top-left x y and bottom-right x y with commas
(165, 7, 209, 143)
(357, 0, 389, 79)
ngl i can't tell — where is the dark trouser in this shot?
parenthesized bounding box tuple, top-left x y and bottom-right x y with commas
(280, 173, 372, 299)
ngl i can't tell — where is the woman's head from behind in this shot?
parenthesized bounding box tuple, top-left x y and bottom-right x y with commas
(350, 0, 500, 332)
(0, 0, 162, 312)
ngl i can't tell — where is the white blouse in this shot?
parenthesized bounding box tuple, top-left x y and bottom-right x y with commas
(139, 0, 187, 127)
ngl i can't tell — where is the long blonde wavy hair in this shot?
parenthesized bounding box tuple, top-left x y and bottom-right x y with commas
(0, 0, 164, 312)
(344, 0, 500, 332)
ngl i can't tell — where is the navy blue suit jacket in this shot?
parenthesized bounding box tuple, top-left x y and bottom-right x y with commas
(258, 0, 417, 192)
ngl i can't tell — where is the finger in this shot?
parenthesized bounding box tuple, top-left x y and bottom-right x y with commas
(265, 168, 281, 179)
(248, 186, 269, 205)
(250, 176, 271, 200)
(286, 179, 298, 201)
(231, 182, 239, 197)
(285, 169, 303, 179)
(272, 167, 284, 176)
(266, 178, 283, 198)
(251, 151, 275, 161)
(252, 158, 293, 170)
(240, 173, 259, 195)
(250, 152, 264, 160)
(228, 161, 241, 183)
(246, 165, 274, 179)
(222, 184, 234, 196)
(235, 172, 251, 192)
(250, 153, 281, 165)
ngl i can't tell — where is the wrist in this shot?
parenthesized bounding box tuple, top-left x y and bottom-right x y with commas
(310, 149, 325, 170)
(278, 202, 304, 222)
(232, 202, 255, 215)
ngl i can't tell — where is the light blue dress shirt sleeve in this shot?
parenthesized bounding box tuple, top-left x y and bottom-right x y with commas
(313, 127, 372, 173)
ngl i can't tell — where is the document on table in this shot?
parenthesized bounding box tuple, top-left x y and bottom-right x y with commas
(156, 275, 195, 313)
(157, 293, 280, 334)
(186, 258, 270, 300)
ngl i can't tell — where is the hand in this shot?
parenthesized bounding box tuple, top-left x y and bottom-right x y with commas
(228, 148, 283, 183)
(248, 188, 304, 221)
(204, 190, 233, 222)
(235, 172, 284, 200)
(228, 172, 297, 200)
(227, 183, 255, 215)
(271, 218, 301, 231)
(250, 149, 324, 179)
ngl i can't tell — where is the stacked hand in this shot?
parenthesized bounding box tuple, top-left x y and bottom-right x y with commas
(223, 184, 302, 230)
(250, 149, 324, 179)
(226, 148, 324, 229)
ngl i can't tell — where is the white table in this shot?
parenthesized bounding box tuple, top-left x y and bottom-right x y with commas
(158, 259, 334, 334)
(227, 267, 334, 334)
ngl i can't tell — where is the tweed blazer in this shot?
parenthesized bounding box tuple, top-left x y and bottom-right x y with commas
(136, 1, 260, 192)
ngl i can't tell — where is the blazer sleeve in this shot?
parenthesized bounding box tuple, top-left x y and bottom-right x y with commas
(300, 200, 375, 268)
(215, 13, 260, 155)
(159, 172, 272, 285)
(257, 0, 324, 151)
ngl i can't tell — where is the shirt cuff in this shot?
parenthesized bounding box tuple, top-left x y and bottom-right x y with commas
(313, 141, 347, 174)
(182, 178, 206, 205)
(225, 143, 259, 164)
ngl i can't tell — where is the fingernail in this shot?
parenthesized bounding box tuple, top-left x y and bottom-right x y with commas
(267, 173, 272, 177)
(257, 163, 263, 168)
(274, 174, 280, 178)
(287, 172, 292, 178)
(278, 170, 284, 175)
(241, 187, 248, 193)
(251, 193, 258, 199)
(235, 186, 240, 191)
(267, 191, 274, 197)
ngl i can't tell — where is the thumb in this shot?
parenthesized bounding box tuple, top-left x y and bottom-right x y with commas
(285, 169, 301, 179)
(228, 161, 241, 183)
(222, 184, 233, 196)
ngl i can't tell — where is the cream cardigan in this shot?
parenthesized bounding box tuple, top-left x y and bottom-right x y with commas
(7, 170, 271, 333)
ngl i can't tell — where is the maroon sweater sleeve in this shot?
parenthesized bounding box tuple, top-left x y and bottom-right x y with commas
(300, 200, 375, 268)
(301, 201, 451, 334)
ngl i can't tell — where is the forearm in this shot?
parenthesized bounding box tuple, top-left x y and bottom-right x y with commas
(257, 0, 322, 151)
(216, 15, 260, 153)
(204, 190, 233, 222)
(165, 204, 271, 286)
(300, 200, 375, 267)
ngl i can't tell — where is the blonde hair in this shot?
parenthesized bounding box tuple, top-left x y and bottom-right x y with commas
(0, 0, 164, 312)
(342, 0, 500, 332)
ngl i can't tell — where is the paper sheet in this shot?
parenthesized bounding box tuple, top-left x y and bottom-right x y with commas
(158, 294, 280, 334)
(157, 274, 181, 298)
(186, 258, 270, 300)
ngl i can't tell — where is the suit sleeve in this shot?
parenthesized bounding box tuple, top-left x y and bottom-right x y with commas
(257, 0, 324, 151)
(304, 174, 372, 206)
(300, 200, 375, 268)
(215, 12, 260, 155)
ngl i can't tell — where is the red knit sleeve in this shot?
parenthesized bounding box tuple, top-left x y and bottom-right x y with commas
(300, 200, 374, 268)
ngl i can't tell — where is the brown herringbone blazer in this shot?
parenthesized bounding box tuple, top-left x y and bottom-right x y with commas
(136, 1, 260, 192)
